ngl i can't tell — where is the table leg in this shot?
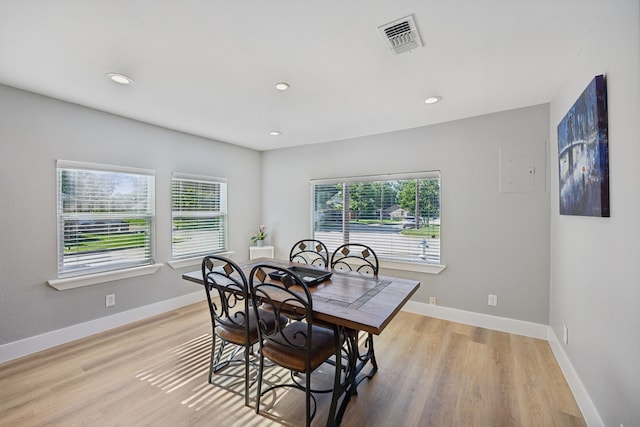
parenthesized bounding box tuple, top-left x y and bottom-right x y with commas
(334, 327, 378, 424)
(355, 332, 378, 389)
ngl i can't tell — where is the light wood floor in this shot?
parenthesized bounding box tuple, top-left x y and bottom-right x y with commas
(0, 302, 585, 427)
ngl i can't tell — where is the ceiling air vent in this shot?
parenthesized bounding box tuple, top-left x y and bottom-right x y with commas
(378, 15, 423, 55)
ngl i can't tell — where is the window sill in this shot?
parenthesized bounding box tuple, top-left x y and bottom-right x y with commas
(380, 260, 446, 275)
(167, 251, 235, 269)
(48, 263, 164, 291)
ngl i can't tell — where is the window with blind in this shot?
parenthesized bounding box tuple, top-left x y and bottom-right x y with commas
(56, 161, 155, 278)
(311, 172, 441, 265)
(171, 173, 227, 259)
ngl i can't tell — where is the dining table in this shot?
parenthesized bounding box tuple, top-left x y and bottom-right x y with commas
(182, 257, 420, 424)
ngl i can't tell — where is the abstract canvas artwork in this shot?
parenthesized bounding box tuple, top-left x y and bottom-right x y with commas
(557, 75, 609, 217)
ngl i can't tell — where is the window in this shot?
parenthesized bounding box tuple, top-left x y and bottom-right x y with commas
(171, 173, 227, 259)
(57, 161, 155, 278)
(311, 172, 440, 265)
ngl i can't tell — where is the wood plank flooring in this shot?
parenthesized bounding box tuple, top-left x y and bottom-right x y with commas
(0, 302, 585, 426)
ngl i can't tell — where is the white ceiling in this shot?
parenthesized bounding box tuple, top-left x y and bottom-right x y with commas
(0, 0, 603, 151)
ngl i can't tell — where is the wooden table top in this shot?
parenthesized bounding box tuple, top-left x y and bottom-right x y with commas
(182, 258, 420, 335)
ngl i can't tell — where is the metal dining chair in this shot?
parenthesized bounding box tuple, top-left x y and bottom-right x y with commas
(289, 239, 329, 267)
(330, 243, 379, 276)
(201, 255, 287, 406)
(249, 264, 344, 427)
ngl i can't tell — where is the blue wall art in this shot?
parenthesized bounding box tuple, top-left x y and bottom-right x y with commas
(557, 75, 609, 217)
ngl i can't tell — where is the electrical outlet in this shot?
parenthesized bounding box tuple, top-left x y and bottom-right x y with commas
(106, 294, 115, 307)
(488, 294, 498, 306)
(429, 296, 437, 305)
(563, 325, 568, 345)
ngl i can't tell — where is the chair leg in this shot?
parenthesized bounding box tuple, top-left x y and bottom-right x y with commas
(213, 339, 233, 373)
(209, 334, 255, 407)
(213, 341, 245, 374)
(208, 334, 220, 383)
(306, 367, 312, 427)
(255, 354, 264, 415)
(244, 345, 251, 407)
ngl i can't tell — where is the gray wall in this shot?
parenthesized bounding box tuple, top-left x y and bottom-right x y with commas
(262, 104, 551, 324)
(549, 1, 640, 425)
(0, 85, 262, 345)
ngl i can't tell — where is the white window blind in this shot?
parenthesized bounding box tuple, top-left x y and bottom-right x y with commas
(171, 173, 227, 259)
(56, 160, 155, 278)
(311, 172, 441, 264)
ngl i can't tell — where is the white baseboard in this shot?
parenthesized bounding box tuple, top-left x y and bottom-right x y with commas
(547, 328, 605, 427)
(1, 294, 603, 427)
(402, 300, 603, 427)
(402, 300, 548, 339)
(0, 291, 205, 364)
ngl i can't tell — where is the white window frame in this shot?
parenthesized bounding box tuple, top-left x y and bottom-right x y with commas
(170, 172, 228, 263)
(310, 171, 445, 274)
(50, 160, 159, 289)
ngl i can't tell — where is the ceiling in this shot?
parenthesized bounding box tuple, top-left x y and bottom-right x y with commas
(0, 0, 603, 151)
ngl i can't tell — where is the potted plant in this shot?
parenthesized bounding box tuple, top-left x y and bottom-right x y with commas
(251, 225, 267, 247)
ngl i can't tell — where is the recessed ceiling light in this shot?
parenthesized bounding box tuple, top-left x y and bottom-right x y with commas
(424, 96, 442, 104)
(270, 131, 281, 136)
(275, 82, 290, 91)
(107, 73, 134, 85)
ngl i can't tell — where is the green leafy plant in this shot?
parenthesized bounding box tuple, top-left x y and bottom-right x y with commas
(251, 224, 267, 244)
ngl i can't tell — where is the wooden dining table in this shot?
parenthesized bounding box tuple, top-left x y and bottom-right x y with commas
(182, 257, 420, 424)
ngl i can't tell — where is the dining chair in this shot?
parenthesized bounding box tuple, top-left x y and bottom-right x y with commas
(201, 255, 287, 406)
(329, 243, 379, 391)
(249, 264, 344, 427)
(330, 243, 379, 276)
(289, 239, 329, 267)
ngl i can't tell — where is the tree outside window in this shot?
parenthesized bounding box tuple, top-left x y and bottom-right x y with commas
(312, 172, 440, 264)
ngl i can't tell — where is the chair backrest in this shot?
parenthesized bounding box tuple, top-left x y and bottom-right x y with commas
(201, 255, 250, 333)
(330, 243, 379, 276)
(289, 239, 329, 267)
(249, 264, 315, 364)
